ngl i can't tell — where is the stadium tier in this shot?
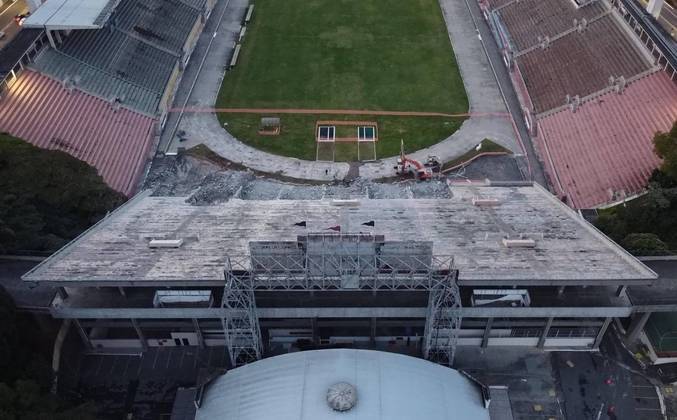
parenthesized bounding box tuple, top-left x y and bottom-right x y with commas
(0, 0, 215, 196)
(0, 71, 156, 196)
(515, 14, 652, 114)
(536, 71, 677, 209)
(496, 0, 607, 52)
(32, 49, 163, 115)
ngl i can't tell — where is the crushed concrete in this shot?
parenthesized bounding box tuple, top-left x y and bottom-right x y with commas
(144, 152, 521, 205)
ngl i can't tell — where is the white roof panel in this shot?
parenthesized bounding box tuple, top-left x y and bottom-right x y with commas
(24, 0, 118, 30)
(196, 349, 491, 420)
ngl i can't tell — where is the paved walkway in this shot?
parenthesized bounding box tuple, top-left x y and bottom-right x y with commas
(162, 0, 522, 182)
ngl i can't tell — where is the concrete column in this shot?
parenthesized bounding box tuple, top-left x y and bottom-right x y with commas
(615, 285, 626, 297)
(53, 30, 62, 44)
(627, 312, 652, 343)
(46, 30, 57, 50)
(56, 287, 68, 299)
(593, 317, 612, 349)
(370, 317, 377, 345)
(481, 318, 494, 348)
(647, 0, 664, 19)
(311, 317, 318, 345)
(537, 317, 554, 349)
(73, 319, 92, 351)
(130, 319, 148, 351)
(192, 319, 205, 349)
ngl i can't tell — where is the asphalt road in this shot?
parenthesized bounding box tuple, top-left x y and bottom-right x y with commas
(461, 0, 548, 187)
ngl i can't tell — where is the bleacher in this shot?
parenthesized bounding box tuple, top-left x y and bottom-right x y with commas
(0, 71, 156, 196)
(535, 72, 677, 208)
(497, 0, 607, 52)
(112, 0, 206, 55)
(515, 15, 652, 113)
(0, 0, 216, 196)
(30, 0, 207, 116)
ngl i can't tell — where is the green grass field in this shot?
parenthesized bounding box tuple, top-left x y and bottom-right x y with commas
(216, 0, 468, 161)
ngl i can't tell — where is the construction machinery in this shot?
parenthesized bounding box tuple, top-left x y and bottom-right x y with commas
(395, 140, 439, 180)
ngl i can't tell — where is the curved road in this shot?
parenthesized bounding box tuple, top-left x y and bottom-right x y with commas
(160, 0, 545, 184)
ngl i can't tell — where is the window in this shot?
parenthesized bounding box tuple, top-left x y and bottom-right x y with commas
(318, 125, 335, 141)
(358, 126, 375, 140)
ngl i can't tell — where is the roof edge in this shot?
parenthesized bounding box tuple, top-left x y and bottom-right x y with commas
(21, 190, 154, 282)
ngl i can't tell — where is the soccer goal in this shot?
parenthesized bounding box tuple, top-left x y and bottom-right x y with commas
(315, 120, 377, 162)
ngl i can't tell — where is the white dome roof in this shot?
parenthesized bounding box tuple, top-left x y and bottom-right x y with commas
(196, 349, 490, 420)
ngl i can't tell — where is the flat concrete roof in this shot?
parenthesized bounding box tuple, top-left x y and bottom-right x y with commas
(24, 0, 118, 30)
(22, 183, 657, 286)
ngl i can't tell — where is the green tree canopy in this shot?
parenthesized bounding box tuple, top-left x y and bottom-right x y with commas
(654, 120, 677, 181)
(0, 134, 125, 254)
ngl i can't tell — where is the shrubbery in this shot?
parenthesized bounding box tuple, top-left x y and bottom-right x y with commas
(0, 134, 125, 254)
(595, 121, 677, 255)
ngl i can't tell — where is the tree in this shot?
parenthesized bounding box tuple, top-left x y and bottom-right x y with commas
(654, 120, 677, 181)
(0, 286, 97, 419)
(0, 135, 125, 254)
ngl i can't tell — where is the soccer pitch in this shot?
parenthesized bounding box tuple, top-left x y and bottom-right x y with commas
(217, 0, 469, 161)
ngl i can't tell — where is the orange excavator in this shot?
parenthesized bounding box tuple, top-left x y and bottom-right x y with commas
(394, 140, 439, 180)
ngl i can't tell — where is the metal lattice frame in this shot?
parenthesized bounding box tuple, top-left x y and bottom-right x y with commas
(423, 271, 462, 366)
(222, 233, 460, 367)
(225, 254, 454, 290)
(222, 260, 262, 367)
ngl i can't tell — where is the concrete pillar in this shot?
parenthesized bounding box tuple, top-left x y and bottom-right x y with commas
(311, 317, 318, 345)
(46, 30, 57, 49)
(593, 317, 612, 349)
(73, 319, 92, 351)
(627, 312, 652, 343)
(130, 319, 148, 351)
(53, 30, 62, 44)
(615, 285, 626, 297)
(192, 319, 205, 349)
(481, 318, 494, 348)
(647, 0, 664, 19)
(56, 287, 68, 299)
(537, 317, 554, 349)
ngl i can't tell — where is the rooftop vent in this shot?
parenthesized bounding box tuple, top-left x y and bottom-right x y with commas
(327, 382, 357, 412)
(472, 197, 500, 207)
(502, 238, 536, 248)
(148, 239, 184, 249)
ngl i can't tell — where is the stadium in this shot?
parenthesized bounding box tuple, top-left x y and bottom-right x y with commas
(1, 0, 677, 417)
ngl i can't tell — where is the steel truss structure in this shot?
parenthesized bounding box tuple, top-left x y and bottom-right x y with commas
(222, 260, 262, 367)
(222, 233, 461, 367)
(423, 271, 462, 366)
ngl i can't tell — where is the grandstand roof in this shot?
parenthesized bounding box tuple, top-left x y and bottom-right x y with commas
(24, 0, 119, 30)
(516, 15, 652, 113)
(22, 183, 657, 286)
(498, 0, 607, 52)
(31, 49, 162, 115)
(112, 0, 202, 54)
(196, 349, 490, 420)
(0, 70, 156, 196)
(536, 71, 677, 209)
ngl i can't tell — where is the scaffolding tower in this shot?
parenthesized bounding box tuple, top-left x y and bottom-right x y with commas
(423, 270, 462, 365)
(222, 233, 461, 367)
